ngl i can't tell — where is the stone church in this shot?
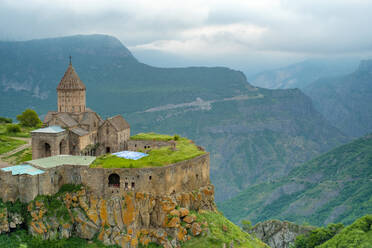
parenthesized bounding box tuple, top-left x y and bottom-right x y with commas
(31, 61, 130, 159)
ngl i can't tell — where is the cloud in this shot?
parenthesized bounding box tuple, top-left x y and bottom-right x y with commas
(1, 0, 372, 72)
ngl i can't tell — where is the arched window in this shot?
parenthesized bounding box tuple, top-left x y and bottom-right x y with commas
(108, 173, 120, 188)
(44, 143, 51, 157)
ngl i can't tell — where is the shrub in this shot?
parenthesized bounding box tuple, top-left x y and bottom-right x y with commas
(16, 109, 42, 128)
(6, 124, 21, 133)
(0, 117, 12, 123)
(292, 223, 344, 248)
(174, 135, 180, 141)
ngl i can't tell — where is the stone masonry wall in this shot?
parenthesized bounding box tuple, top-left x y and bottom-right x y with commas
(127, 140, 175, 152)
(0, 153, 210, 203)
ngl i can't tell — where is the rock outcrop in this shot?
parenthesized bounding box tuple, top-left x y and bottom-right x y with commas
(249, 220, 314, 248)
(27, 185, 215, 247)
(0, 205, 24, 234)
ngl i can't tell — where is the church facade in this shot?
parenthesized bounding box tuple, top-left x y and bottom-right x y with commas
(31, 61, 130, 159)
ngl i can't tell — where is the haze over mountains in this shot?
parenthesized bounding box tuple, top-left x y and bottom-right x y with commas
(0, 34, 350, 203)
(250, 59, 372, 138)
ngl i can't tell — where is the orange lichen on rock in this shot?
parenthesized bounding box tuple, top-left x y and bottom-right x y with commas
(99, 199, 108, 226)
(167, 217, 180, 228)
(179, 208, 189, 217)
(123, 194, 135, 225)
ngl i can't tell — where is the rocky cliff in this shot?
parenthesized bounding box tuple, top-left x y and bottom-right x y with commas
(0, 184, 267, 248)
(249, 220, 314, 248)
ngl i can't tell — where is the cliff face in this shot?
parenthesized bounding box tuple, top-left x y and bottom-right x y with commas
(26, 185, 215, 247)
(249, 220, 314, 248)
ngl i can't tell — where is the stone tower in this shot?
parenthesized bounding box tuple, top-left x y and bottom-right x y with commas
(57, 60, 86, 113)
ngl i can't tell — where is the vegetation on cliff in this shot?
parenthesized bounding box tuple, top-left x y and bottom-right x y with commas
(91, 134, 205, 168)
(220, 134, 372, 226)
(292, 215, 372, 248)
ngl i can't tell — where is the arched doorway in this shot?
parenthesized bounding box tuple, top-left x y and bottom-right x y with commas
(108, 173, 120, 188)
(59, 139, 67, 155)
(44, 143, 51, 157)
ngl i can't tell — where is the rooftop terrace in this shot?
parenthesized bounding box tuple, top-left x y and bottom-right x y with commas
(28, 155, 96, 169)
(91, 133, 206, 169)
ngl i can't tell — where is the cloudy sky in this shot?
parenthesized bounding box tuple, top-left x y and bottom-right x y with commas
(1, 0, 372, 75)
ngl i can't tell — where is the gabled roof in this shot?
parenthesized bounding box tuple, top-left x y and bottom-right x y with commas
(81, 111, 103, 126)
(58, 113, 78, 127)
(57, 64, 86, 90)
(31, 126, 65, 134)
(106, 115, 130, 131)
(70, 127, 89, 136)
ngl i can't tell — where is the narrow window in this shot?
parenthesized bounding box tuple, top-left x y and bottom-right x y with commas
(131, 182, 135, 189)
(149, 176, 152, 180)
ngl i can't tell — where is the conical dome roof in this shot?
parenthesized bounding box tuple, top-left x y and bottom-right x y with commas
(57, 64, 86, 90)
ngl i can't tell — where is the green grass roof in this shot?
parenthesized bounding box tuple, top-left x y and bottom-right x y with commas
(91, 134, 205, 169)
(28, 155, 96, 169)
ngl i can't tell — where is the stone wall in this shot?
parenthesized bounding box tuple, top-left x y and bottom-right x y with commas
(31, 131, 68, 159)
(127, 140, 175, 152)
(0, 153, 210, 203)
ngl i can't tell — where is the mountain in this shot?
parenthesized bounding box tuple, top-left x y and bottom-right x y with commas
(0, 35, 348, 202)
(220, 134, 372, 226)
(249, 59, 358, 89)
(303, 60, 372, 138)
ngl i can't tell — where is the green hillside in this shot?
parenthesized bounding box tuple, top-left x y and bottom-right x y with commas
(292, 215, 372, 248)
(220, 134, 372, 226)
(317, 215, 372, 248)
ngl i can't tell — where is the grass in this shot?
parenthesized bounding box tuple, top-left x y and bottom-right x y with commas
(0, 135, 26, 155)
(91, 135, 205, 168)
(130, 132, 178, 141)
(318, 215, 372, 248)
(0, 230, 120, 248)
(3, 148, 32, 164)
(0, 123, 34, 138)
(181, 210, 267, 248)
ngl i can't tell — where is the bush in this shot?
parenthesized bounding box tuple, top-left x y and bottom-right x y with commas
(173, 135, 180, 141)
(0, 117, 12, 123)
(6, 124, 21, 133)
(16, 109, 42, 128)
(292, 223, 344, 248)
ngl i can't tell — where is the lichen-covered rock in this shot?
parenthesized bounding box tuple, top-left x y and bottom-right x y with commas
(25, 184, 215, 247)
(249, 219, 314, 248)
(191, 222, 202, 236)
(0, 207, 9, 234)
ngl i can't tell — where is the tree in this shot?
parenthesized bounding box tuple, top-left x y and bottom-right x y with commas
(16, 109, 42, 128)
(241, 219, 252, 232)
(0, 116, 12, 123)
(6, 124, 21, 133)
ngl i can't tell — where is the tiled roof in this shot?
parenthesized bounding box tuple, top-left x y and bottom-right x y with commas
(57, 64, 86, 90)
(70, 127, 89, 136)
(31, 125, 65, 134)
(107, 115, 130, 131)
(27, 155, 96, 169)
(58, 113, 78, 127)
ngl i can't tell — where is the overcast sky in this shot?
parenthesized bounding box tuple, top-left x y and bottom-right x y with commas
(1, 0, 372, 75)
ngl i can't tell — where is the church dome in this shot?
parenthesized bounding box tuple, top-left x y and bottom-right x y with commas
(57, 63, 86, 90)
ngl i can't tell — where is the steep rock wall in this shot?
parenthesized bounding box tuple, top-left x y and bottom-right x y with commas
(27, 184, 215, 247)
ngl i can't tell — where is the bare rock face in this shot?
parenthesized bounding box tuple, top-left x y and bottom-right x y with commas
(249, 220, 314, 248)
(27, 185, 216, 247)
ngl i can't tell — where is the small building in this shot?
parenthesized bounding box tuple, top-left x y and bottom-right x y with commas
(31, 61, 130, 159)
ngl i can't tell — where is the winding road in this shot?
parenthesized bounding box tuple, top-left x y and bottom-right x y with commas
(0, 137, 31, 168)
